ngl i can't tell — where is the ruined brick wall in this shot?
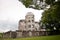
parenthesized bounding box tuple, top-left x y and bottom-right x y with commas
(3, 31, 49, 38)
(16, 31, 49, 38)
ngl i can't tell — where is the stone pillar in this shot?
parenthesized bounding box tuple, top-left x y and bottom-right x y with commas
(29, 31, 32, 37)
(10, 32, 12, 38)
(16, 31, 22, 38)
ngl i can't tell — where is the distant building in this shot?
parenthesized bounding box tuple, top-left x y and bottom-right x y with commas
(3, 12, 49, 38)
(18, 12, 40, 31)
(17, 12, 48, 37)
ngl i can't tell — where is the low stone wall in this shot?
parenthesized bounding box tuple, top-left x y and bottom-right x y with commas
(16, 31, 49, 38)
(3, 31, 50, 38)
(3, 31, 17, 38)
(3, 30, 60, 38)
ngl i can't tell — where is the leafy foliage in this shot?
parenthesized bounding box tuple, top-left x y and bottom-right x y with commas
(41, 1, 60, 31)
(19, 0, 33, 7)
(19, 0, 60, 10)
(45, 0, 55, 5)
(19, 0, 47, 10)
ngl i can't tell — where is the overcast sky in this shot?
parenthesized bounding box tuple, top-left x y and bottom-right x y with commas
(0, 0, 44, 33)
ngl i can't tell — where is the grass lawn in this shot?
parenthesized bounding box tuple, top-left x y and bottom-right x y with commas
(0, 35, 60, 40)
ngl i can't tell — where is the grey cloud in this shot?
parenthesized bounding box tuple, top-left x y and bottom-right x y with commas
(0, 21, 18, 32)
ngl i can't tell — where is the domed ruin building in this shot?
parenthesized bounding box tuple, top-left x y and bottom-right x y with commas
(18, 12, 40, 31)
(3, 12, 48, 38)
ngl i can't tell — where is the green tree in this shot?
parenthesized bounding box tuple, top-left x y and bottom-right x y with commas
(19, 0, 58, 10)
(19, 0, 48, 10)
(45, 0, 55, 5)
(19, 0, 33, 7)
(41, 1, 60, 33)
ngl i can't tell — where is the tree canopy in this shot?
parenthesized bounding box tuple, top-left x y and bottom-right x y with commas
(41, 1, 60, 31)
(19, 0, 59, 10)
